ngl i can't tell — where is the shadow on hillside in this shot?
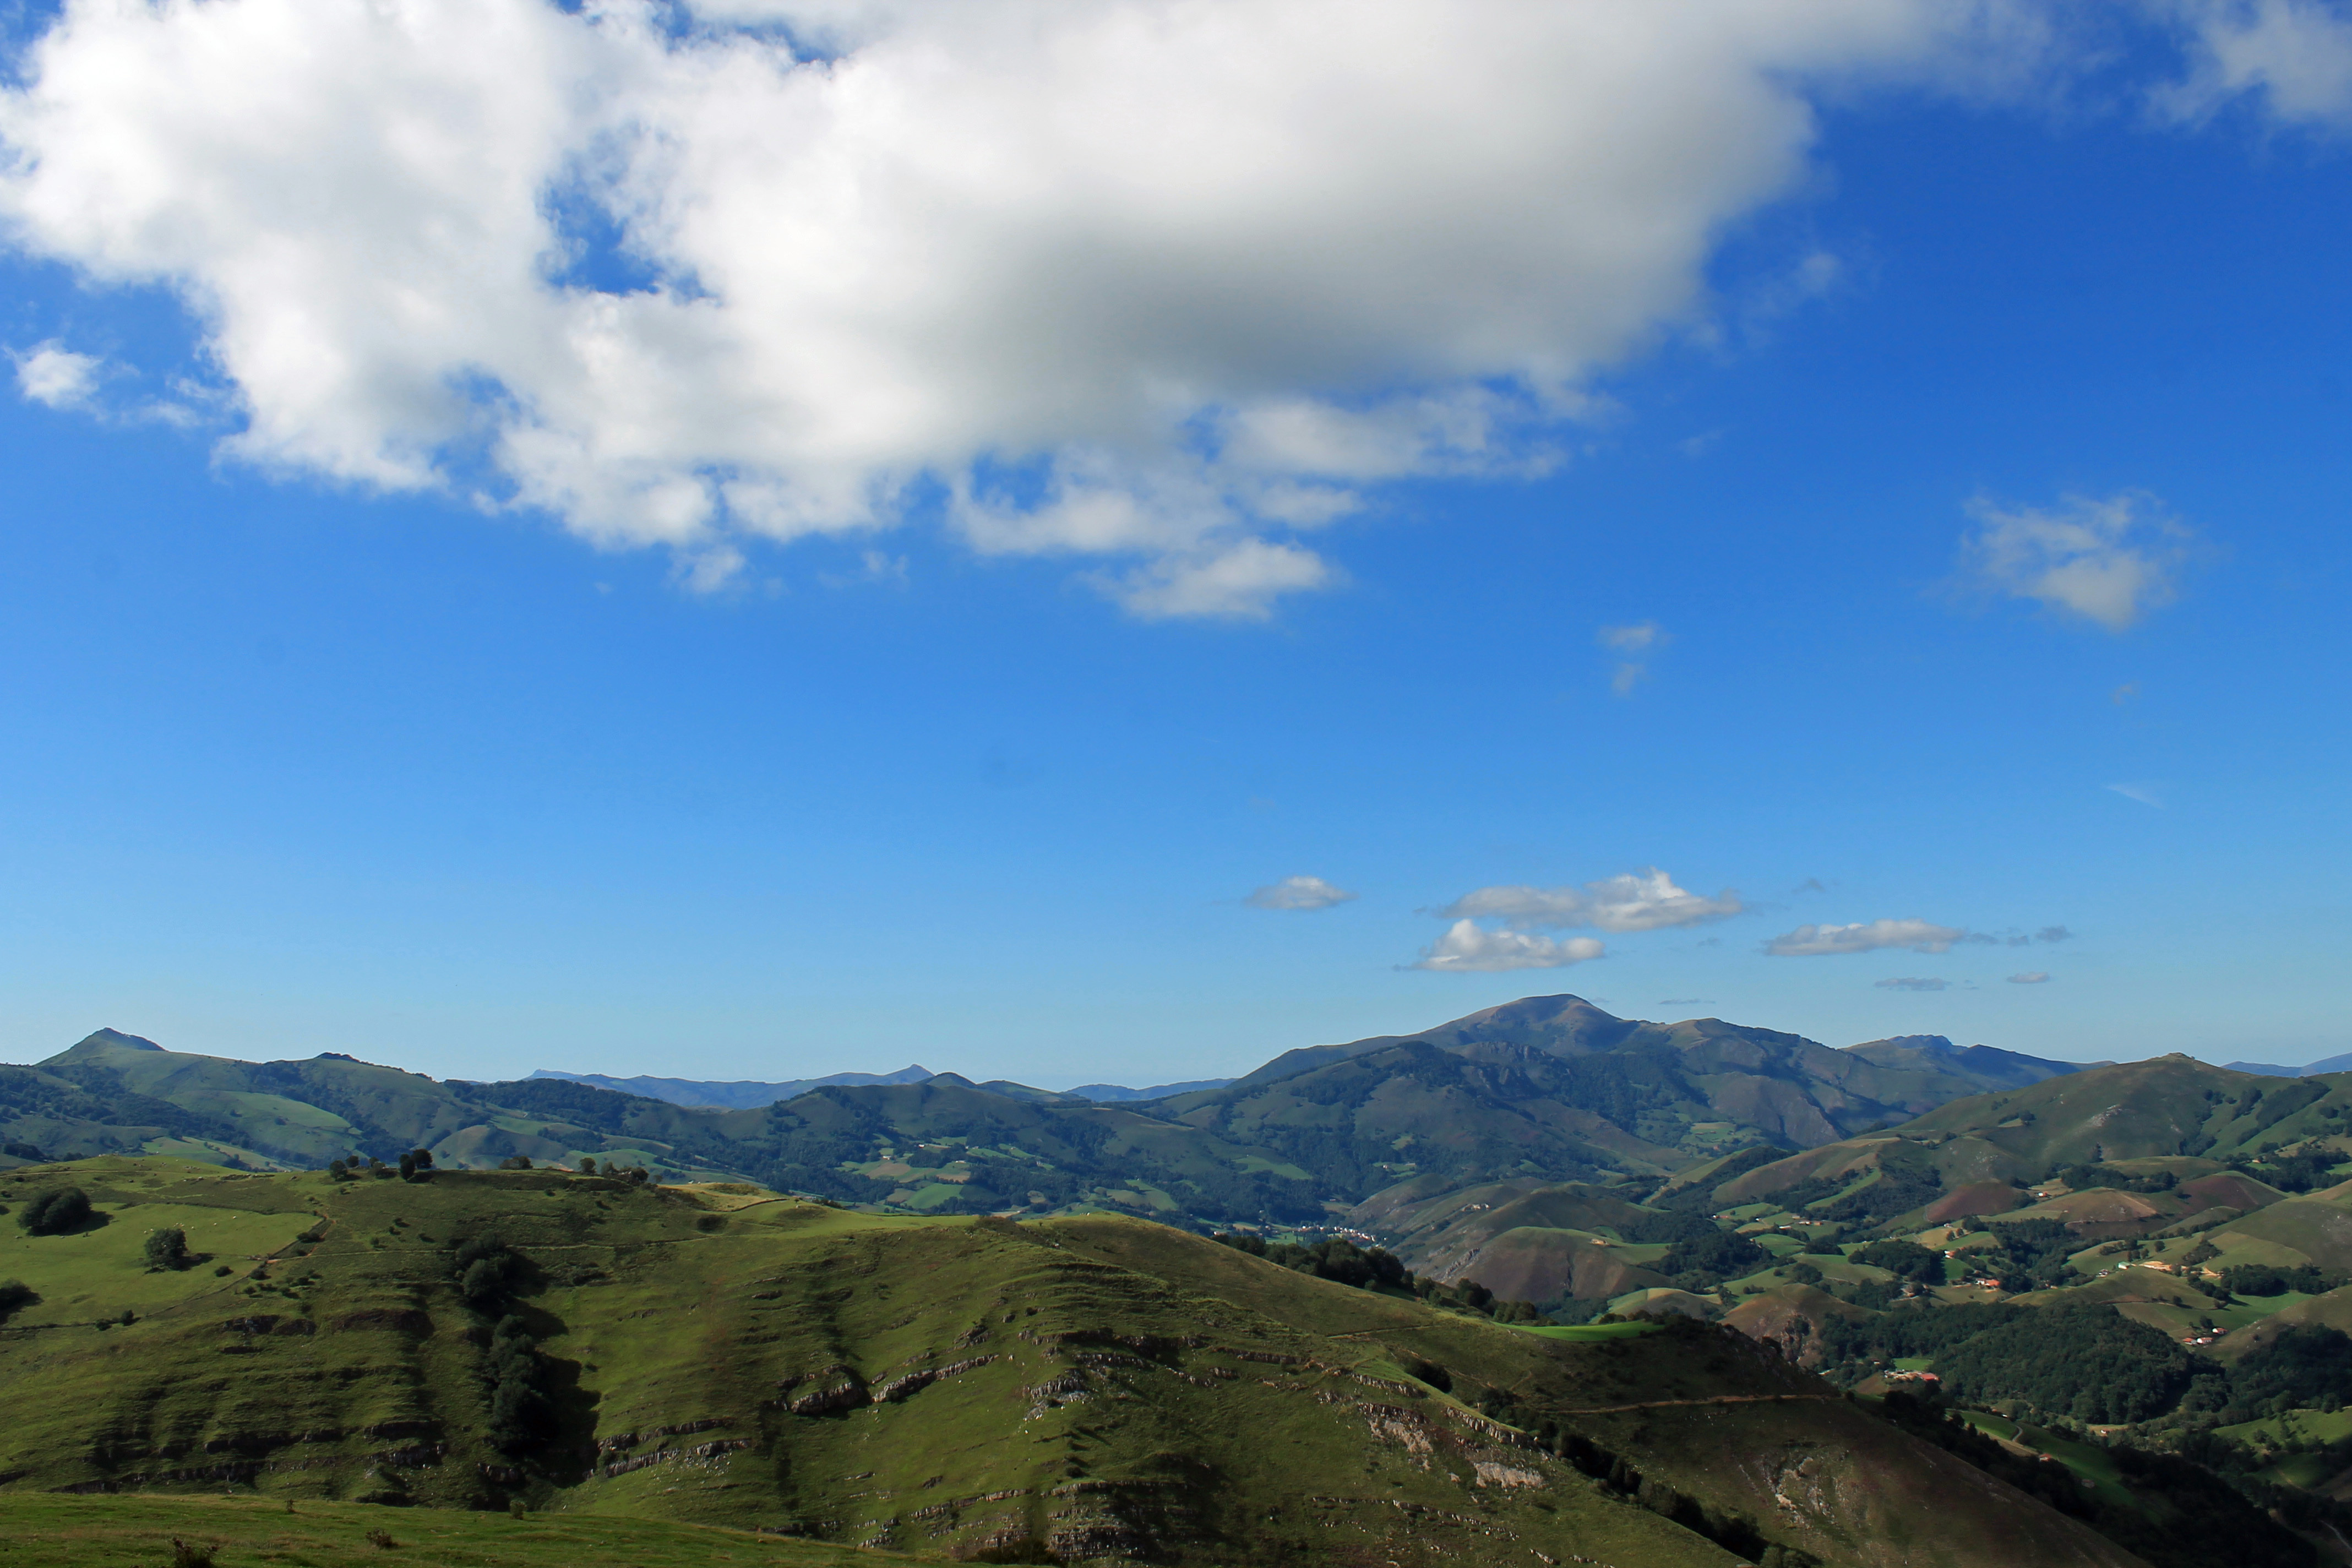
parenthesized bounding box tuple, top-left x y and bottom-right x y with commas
(538, 1347, 602, 1487)
(502, 1299, 600, 1489)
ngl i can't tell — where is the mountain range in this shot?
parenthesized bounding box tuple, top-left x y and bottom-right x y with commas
(0, 997, 2084, 1233)
(527, 1065, 1236, 1108)
(2223, 1053, 2352, 1078)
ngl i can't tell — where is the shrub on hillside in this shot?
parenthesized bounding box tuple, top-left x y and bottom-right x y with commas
(1936, 1305, 2195, 1424)
(2225, 1323, 2352, 1419)
(1852, 1239, 1945, 1283)
(2220, 1263, 2343, 1299)
(0, 1280, 39, 1322)
(484, 1314, 553, 1452)
(1210, 1232, 1412, 1290)
(143, 1227, 191, 1271)
(454, 1235, 525, 1310)
(1658, 1228, 1769, 1288)
(18, 1186, 92, 1235)
(2059, 1163, 2176, 1194)
(2228, 1144, 2343, 1193)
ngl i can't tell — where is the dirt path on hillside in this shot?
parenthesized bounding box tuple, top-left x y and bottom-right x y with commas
(1551, 1394, 1842, 1414)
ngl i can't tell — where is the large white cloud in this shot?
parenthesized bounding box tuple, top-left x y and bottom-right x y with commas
(1411, 921, 1606, 973)
(0, 0, 2037, 615)
(1436, 868, 1742, 933)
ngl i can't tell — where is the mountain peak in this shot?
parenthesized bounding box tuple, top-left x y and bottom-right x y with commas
(50, 1028, 168, 1060)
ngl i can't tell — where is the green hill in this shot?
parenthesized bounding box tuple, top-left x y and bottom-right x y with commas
(0, 1157, 2157, 1568)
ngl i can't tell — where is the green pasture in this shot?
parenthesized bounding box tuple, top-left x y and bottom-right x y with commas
(0, 1493, 894, 1568)
(2218, 1406, 2352, 1449)
(1518, 1319, 1663, 1342)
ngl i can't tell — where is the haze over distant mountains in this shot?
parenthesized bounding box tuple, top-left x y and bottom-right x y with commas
(0, 995, 2098, 1231)
(2222, 1053, 2352, 1078)
(527, 1066, 1237, 1108)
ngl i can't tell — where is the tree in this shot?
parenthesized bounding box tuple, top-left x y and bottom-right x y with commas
(497, 1155, 533, 1170)
(143, 1227, 190, 1271)
(1853, 1239, 1946, 1284)
(576, 1157, 595, 1173)
(18, 1187, 91, 1235)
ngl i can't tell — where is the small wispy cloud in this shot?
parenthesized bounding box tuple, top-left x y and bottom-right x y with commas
(1875, 977, 1948, 992)
(2106, 782, 2164, 808)
(13, 342, 102, 410)
(1411, 921, 1604, 973)
(820, 549, 910, 589)
(2008, 971, 2051, 984)
(1245, 875, 1355, 912)
(1766, 918, 1968, 957)
(1598, 622, 1665, 696)
(1960, 491, 2191, 632)
(2004, 925, 2072, 946)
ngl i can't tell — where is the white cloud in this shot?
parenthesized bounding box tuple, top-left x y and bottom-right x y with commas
(2107, 781, 2165, 808)
(1437, 868, 1741, 933)
(1875, 976, 1948, 990)
(2157, 0, 2352, 126)
(13, 342, 101, 409)
(1961, 491, 2191, 631)
(1598, 620, 1666, 695)
(1411, 920, 1605, 973)
(1245, 875, 1355, 912)
(2008, 970, 2051, 983)
(1598, 621, 1664, 655)
(1766, 918, 1968, 956)
(0, 0, 2043, 615)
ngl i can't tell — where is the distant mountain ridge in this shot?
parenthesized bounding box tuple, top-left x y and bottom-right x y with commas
(527, 1066, 1234, 1108)
(529, 1064, 937, 1108)
(2223, 1052, 2352, 1077)
(2, 995, 2088, 1230)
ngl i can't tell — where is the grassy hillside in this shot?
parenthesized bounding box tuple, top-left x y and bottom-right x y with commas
(0, 1157, 2152, 1568)
(0, 1491, 889, 1568)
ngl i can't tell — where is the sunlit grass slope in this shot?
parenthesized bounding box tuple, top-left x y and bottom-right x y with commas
(0, 1491, 892, 1568)
(0, 1159, 2143, 1568)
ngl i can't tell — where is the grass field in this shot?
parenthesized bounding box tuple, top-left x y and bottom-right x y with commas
(0, 1492, 893, 1568)
(2219, 1406, 2352, 1449)
(1945, 1409, 2135, 1510)
(1517, 1320, 1662, 1342)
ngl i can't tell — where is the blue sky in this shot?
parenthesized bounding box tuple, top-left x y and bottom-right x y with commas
(1, 2, 2348, 1086)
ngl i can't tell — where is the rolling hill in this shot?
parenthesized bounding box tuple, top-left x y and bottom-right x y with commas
(0, 1156, 2163, 1567)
